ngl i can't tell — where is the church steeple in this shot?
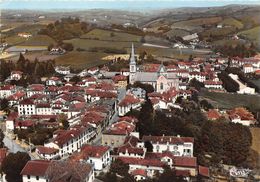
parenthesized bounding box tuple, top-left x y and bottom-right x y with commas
(130, 43, 136, 64)
(129, 43, 137, 84)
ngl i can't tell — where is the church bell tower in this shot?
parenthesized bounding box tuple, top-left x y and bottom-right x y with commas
(129, 43, 136, 84)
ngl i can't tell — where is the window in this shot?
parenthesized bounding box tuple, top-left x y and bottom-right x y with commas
(36, 176, 39, 180)
(160, 82, 163, 90)
(27, 175, 30, 179)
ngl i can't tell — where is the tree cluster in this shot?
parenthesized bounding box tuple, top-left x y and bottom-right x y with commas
(88, 47, 127, 54)
(197, 121, 252, 166)
(111, 24, 145, 36)
(38, 17, 91, 41)
(127, 97, 252, 166)
(189, 78, 205, 91)
(217, 71, 239, 92)
(214, 43, 257, 58)
(15, 126, 56, 145)
(0, 54, 55, 85)
(225, 67, 259, 93)
(1, 152, 30, 182)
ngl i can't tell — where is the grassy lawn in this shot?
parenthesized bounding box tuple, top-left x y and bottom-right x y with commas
(54, 51, 109, 68)
(81, 28, 141, 42)
(200, 90, 260, 110)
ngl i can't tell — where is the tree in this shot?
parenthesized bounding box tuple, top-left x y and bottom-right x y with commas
(70, 76, 81, 83)
(60, 42, 74, 51)
(157, 166, 186, 182)
(57, 114, 69, 129)
(1, 152, 31, 182)
(0, 129, 4, 148)
(144, 141, 153, 152)
(200, 99, 214, 111)
(217, 71, 239, 92)
(0, 98, 9, 111)
(110, 32, 115, 37)
(103, 172, 118, 182)
(140, 36, 146, 43)
(110, 159, 129, 176)
(189, 78, 204, 91)
(188, 54, 193, 61)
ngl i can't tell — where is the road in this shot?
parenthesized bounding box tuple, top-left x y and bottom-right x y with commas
(3, 135, 26, 153)
(92, 88, 126, 145)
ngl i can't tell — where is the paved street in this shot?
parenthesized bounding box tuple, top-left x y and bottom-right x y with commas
(3, 133, 37, 159)
(92, 88, 126, 145)
(3, 135, 26, 153)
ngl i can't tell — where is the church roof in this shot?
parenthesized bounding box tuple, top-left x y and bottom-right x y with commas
(135, 72, 158, 82)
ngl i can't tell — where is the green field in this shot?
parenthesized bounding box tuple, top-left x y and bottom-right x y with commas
(172, 16, 222, 30)
(4, 35, 27, 45)
(164, 28, 191, 38)
(19, 35, 56, 46)
(212, 39, 242, 47)
(238, 26, 260, 41)
(81, 28, 141, 42)
(64, 38, 142, 51)
(200, 27, 235, 39)
(200, 91, 260, 110)
(219, 17, 244, 29)
(54, 51, 108, 68)
(238, 26, 260, 48)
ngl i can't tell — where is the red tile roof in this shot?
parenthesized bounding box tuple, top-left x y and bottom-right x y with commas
(7, 91, 25, 101)
(175, 170, 190, 177)
(36, 146, 59, 155)
(51, 125, 91, 147)
(0, 148, 7, 165)
(118, 146, 145, 155)
(21, 160, 51, 176)
(0, 85, 15, 90)
(70, 145, 110, 161)
(19, 98, 34, 105)
(131, 169, 147, 177)
(7, 112, 18, 121)
(227, 107, 256, 121)
(145, 152, 197, 168)
(112, 75, 127, 83)
(207, 109, 221, 120)
(29, 84, 45, 91)
(118, 94, 141, 107)
(15, 120, 34, 127)
(104, 121, 136, 135)
(118, 116, 138, 123)
(199, 165, 210, 177)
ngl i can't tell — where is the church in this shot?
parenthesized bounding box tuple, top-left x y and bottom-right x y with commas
(129, 44, 179, 93)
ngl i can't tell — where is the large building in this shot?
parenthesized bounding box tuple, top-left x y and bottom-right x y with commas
(129, 44, 179, 93)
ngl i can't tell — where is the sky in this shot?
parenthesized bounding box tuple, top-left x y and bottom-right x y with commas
(1, 0, 260, 10)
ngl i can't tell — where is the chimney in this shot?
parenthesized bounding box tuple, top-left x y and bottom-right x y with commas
(177, 135, 180, 138)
